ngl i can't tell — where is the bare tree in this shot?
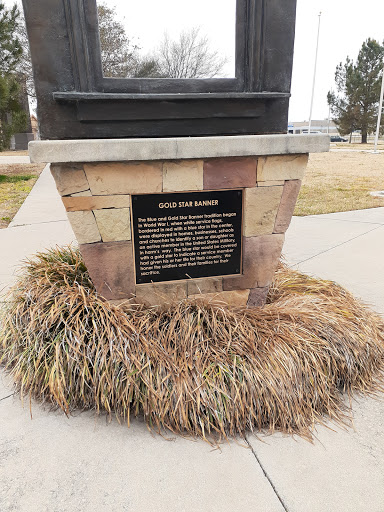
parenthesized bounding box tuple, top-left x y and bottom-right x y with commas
(97, 3, 139, 78)
(157, 27, 227, 79)
(14, 9, 35, 98)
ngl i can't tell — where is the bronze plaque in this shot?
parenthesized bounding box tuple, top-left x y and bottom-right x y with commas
(132, 190, 242, 284)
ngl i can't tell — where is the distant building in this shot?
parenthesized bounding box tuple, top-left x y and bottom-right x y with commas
(31, 115, 39, 140)
(288, 120, 339, 135)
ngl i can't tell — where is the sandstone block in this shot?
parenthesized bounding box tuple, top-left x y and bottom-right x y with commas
(187, 278, 223, 296)
(80, 241, 135, 300)
(135, 282, 187, 306)
(223, 234, 284, 290)
(94, 208, 131, 242)
(274, 180, 302, 234)
(247, 287, 270, 308)
(244, 186, 283, 237)
(71, 190, 92, 197)
(257, 154, 308, 182)
(203, 157, 257, 190)
(163, 160, 203, 192)
(188, 289, 250, 307)
(63, 195, 131, 212)
(84, 162, 162, 195)
(50, 164, 89, 196)
(67, 211, 101, 244)
(258, 180, 284, 187)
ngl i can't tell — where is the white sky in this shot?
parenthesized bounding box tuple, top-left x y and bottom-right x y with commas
(100, 0, 237, 77)
(7, 0, 384, 122)
(98, 0, 384, 121)
(291, 0, 384, 122)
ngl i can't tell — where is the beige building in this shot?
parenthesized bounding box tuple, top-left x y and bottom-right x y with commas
(288, 119, 339, 135)
(31, 115, 39, 140)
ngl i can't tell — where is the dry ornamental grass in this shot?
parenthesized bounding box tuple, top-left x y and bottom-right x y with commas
(1, 247, 384, 442)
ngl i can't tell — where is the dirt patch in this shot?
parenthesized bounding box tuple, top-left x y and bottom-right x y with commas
(0, 150, 29, 156)
(0, 163, 44, 177)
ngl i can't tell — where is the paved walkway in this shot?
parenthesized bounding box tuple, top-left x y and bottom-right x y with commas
(1, 168, 384, 511)
(0, 155, 31, 164)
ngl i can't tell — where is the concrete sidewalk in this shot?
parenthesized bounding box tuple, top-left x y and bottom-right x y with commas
(0, 169, 384, 511)
(0, 155, 31, 164)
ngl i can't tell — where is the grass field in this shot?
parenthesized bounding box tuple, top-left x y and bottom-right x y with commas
(331, 142, 384, 150)
(295, 152, 384, 216)
(0, 151, 383, 226)
(0, 163, 44, 228)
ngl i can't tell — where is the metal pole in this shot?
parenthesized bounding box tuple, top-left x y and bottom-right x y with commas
(374, 62, 384, 153)
(308, 12, 322, 134)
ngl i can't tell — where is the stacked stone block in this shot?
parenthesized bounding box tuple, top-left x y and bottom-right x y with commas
(51, 153, 307, 307)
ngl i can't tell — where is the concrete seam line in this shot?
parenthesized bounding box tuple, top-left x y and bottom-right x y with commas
(8, 219, 71, 229)
(0, 393, 14, 402)
(245, 436, 289, 512)
(301, 217, 384, 226)
(293, 224, 384, 266)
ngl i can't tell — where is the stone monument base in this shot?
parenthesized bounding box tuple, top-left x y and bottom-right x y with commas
(29, 134, 329, 307)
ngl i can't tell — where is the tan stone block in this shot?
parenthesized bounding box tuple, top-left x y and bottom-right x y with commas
(188, 289, 250, 307)
(244, 186, 283, 236)
(258, 180, 285, 187)
(223, 234, 284, 290)
(67, 211, 101, 244)
(71, 190, 92, 197)
(203, 157, 257, 190)
(63, 195, 131, 212)
(84, 162, 163, 195)
(135, 282, 187, 306)
(187, 277, 223, 296)
(274, 180, 302, 234)
(257, 154, 308, 182)
(80, 241, 135, 300)
(50, 164, 89, 196)
(94, 208, 131, 242)
(163, 160, 203, 192)
(247, 287, 270, 308)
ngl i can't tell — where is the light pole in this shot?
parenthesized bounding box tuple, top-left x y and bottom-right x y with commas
(374, 62, 384, 153)
(308, 12, 322, 134)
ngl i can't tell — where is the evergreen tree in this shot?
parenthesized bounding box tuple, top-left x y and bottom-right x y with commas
(0, 2, 27, 150)
(0, 74, 27, 150)
(0, 2, 22, 73)
(328, 39, 384, 143)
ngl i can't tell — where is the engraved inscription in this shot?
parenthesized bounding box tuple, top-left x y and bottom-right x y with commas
(132, 190, 242, 284)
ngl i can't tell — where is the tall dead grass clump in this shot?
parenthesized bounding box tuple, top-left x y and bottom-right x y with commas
(1, 247, 384, 440)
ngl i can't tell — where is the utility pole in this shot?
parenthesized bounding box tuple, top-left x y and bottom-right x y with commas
(308, 12, 322, 134)
(374, 62, 384, 153)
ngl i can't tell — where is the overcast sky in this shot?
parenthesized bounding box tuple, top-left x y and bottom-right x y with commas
(8, 0, 384, 122)
(98, 0, 237, 77)
(96, 0, 384, 121)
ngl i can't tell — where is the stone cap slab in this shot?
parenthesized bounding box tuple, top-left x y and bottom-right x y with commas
(29, 134, 330, 164)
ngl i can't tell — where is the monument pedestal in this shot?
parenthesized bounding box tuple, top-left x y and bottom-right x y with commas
(30, 134, 329, 307)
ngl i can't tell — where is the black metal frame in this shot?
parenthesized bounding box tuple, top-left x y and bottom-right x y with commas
(22, 0, 297, 139)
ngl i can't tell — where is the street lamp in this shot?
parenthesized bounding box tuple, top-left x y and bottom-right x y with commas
(374, 62, 384, 153)
(308, 12, 322, 134)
